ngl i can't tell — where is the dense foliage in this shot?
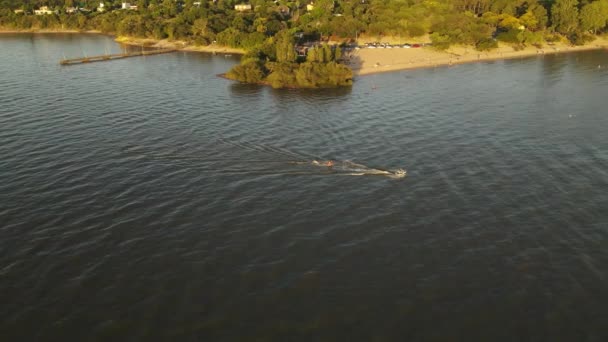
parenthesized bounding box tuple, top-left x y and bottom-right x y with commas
(2, 0, 608, 86)
(225, 30, 353, 88)
(2, 0, 608, 47)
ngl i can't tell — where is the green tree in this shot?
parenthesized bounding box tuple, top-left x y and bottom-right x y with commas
(551, 0, 579, 34)
(430, 32, 452, 50)
(580, 0, 608, 33)
(161, 0, 178, 17)
(528, 3, 549, 30)
(226, 58, 266, 83)
(306, 46, 319, 62)
(519, 11, 538, 30)
(322, 43, 332, 62)
(334, 45, 342, 61)
(498, 14, 522, 30)
(191, 18, 208, 36)
(274, 30, 296, 63)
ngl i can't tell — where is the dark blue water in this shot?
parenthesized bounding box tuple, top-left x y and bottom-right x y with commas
(1, 33, 608, 341)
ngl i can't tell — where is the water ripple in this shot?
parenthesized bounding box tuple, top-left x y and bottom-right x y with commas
(2, 33, 608, 341)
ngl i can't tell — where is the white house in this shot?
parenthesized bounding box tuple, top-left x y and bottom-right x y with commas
(34, 6, 58, 15)
(97, 2, 106, 12)
(66, 7, 79, 13)
(14, 9, 25, 14)
(306, 2, 314, 11)
(121, 2, 138, 10)
(234, 3, 252, 11)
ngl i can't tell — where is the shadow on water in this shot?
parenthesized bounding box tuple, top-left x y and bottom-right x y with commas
(229, 82, 265, 96)
(268, 85, 353, 102)
(228, 80, 353, 100)
(539, 53, 568, 78)
(568, 49, 608, 75)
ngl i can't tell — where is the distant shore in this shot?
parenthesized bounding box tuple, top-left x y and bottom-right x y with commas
(0, 28, 244, 55)
(350, 38, 608, 76)
(0, 28, 102, 34)
(3, 28, 607, 76)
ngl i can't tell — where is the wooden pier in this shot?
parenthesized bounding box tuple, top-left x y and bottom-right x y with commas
(60, 49, 176, 65)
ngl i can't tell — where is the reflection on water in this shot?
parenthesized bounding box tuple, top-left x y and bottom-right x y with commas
(1, 33, 608, 341)
(229, 82, 265, 96)
(268, 84, 353, 99)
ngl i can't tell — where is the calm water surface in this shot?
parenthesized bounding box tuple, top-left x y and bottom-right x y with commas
(1, 33, 608, 341)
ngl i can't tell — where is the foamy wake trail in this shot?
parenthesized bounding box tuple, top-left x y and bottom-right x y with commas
(217, 138, 317, 161)
(121, 143, 406, 178)
(322, 160, 407, 178)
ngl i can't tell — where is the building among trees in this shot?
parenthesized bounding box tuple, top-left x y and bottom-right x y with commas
(121, 2, 138, 10)
(234, 3, 252, 12)
(34, 6, 57, 15)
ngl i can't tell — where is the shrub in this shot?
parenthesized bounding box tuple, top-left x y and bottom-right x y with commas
(430, 32, 451, 50)
(496, 29, 522, 44)
(568, 31, 595, 45)
(520, 31, 544, 46)
(226, 59, 266, 83)
(295, 62, 353, 88)
(475, 38, 498, 51)
(266, 62, 298, 88)
(407, 24, 426, 37)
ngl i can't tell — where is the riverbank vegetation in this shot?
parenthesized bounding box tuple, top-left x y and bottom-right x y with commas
(226, 30, 352, 87)
(2, 0, 608, 86)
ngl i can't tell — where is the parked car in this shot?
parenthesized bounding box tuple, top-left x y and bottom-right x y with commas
(412, 44, 421, 48)
(403, 44, 411, 48)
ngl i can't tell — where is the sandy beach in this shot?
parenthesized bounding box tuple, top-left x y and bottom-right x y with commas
(349, 38, 608, 76)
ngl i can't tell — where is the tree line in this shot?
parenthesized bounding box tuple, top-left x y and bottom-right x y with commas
(1, 0, 608, 48)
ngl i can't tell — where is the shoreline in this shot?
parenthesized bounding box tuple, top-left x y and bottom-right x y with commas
(351, 38, 608, 76)
(114, 36, 245, 55)
(3, 29, 606, 75)
(0, 28, 244, 55)
(0, 28, 103, 34)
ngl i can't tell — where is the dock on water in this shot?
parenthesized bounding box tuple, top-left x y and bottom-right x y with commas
(60, 49, 176, 65)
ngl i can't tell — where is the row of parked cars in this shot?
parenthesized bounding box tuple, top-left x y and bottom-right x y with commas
(359, 42, 428, 49)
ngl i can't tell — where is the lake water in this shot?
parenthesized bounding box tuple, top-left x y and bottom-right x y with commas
(1, 33, 608, 341)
